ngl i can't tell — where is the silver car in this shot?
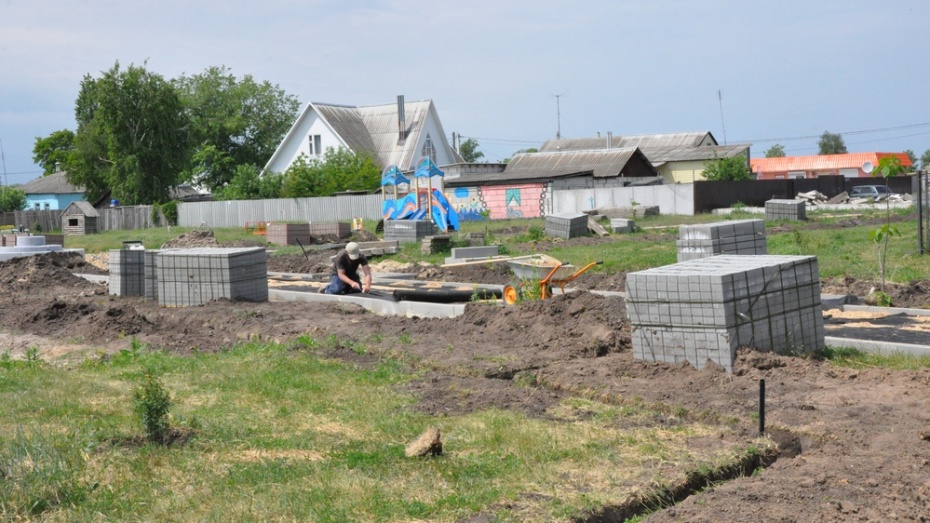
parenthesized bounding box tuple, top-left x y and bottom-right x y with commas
(848, 185, 896, 200)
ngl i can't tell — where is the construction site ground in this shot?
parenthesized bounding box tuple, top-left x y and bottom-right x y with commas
(2, 230, 930, 521)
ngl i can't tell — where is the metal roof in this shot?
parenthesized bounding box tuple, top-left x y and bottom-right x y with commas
(640, 144, 750, 162)
(540, 131, 717, 152)
(19, 172, 82, 194)
(750, 152, 913, 173)
(446, 148, 656, 186)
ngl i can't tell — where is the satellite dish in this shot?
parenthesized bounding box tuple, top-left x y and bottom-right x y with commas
(862, 161, 874, 174)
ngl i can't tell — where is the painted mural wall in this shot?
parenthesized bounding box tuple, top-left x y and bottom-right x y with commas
(445, 183, 547, 221)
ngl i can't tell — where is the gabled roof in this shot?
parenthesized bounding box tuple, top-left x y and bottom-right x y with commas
(446, 148, 657, 186)
(540, 131, 718, 152)
(20, 172, 82, 195)
(643, 144, 750, 163)
(750, 152, 912, 173)
(61, 201, 99, 217)
(265, 98, 462, 173)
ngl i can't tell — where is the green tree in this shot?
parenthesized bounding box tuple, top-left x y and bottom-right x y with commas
(502, 147, 538, 164)
(174, 66, 299, 192)
(920, 149, 930, 170)
(32, 129, 74, 174)
(214, 164, 284, 200)
(701, 154, 752, 181)
(818, 131, 847, 155)
(905, 149, 918, 171)
(869, 156, 906, 291)
(280, 148, 381, 198)
(764, 144, 786, 158)
(68, 62, 191, 204)
(459, 138, 484, 163)
(0, 186, 27, 212)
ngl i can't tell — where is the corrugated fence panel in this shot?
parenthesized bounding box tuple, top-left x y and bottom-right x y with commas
(551, 184, 694, 215)
(178, 195, 382, 228)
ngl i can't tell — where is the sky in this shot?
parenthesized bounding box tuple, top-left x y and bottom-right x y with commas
(2, 0, 930, 186)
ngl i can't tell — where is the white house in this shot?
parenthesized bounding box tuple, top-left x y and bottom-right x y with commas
(263, 95, 462, 175)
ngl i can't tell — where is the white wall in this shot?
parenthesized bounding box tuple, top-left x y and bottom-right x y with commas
(551, 184, 694, 215)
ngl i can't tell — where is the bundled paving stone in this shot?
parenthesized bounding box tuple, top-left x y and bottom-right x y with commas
(627, 254, 824, 373)
(109, 248, 145, 296)
(267, 223, 313, 246)
(384, 220, 437, 243)
(676, 219, 767, 262)
(156, 247, 268, 307)
(765, 199, 807, 221)
(545, 212, 588, 239)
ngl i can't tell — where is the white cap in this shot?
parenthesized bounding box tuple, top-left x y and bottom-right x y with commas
(346, 242, 360, 260)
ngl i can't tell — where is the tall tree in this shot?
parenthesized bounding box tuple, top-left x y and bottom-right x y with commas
(702, 153, 752, 181)
(764, 144, 786, 158)
(174, 66, 299, 192)
(280, 148, 381, 198)
(818, 131, 847, 155)
(32, 129, 74, 174)
(0, 186, 27, 212)
(68, 62, 191, 204)
(905, 149, 918, 171)
(459, 138, 484, 163)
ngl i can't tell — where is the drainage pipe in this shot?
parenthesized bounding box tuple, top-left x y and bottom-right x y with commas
(392, 287, 502, 304)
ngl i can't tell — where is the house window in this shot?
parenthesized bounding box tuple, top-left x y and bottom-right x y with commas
(34, 203, 40, 210)
(308, 135, 322, 156)
(44, 203, 50, 210)
(421, 134, 436, 162)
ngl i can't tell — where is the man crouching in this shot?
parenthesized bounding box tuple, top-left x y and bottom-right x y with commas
(321, 242, 372, 294)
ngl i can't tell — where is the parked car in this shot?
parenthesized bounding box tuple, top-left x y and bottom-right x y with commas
(848, 185, 896, 200)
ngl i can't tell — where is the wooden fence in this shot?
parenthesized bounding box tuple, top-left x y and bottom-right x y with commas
(0, 206, 161, 233)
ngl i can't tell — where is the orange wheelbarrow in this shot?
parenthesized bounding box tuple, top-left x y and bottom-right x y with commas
(503, 258, 603, 305)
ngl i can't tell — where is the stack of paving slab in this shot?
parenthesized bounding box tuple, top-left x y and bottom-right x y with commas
(266, 223, 312, 246)
(765, 199, 807, 221)
(676, 219, 767, 262)
(144, 250, 162, 301)
(0, 235, 73, 262)
(384, 220, 436, 243)
(444, 245, 501, 265)
(545, 212, 589, 239)
(109, 248, 146, 296)
(154, 247, 268, 307)
(309, 222, 351, 239)
(626, 255, 824, 373)
(610, 218, 635, 233)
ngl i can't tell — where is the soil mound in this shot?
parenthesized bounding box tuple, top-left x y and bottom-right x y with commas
(160, 229, 220, 249)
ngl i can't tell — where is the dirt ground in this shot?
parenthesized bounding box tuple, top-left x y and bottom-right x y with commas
(3, 232, 930, 521)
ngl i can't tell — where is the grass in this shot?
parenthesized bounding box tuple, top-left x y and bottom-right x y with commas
(816, 346, 930, 370)
(0, 340, 750, 522)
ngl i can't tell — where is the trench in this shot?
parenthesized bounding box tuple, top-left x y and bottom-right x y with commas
(574, 427, 801, 523)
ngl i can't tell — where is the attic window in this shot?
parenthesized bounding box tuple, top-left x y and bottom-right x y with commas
(308, 135, 322, 156)
(421, 134, 436, 162)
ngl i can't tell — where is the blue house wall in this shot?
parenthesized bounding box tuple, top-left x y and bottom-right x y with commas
(25, 193, 83, 211)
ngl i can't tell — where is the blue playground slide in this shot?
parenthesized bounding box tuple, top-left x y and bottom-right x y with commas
(431, 189, 460, 232)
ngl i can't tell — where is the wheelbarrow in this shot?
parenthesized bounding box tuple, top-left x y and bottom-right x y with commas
(503, 255, 603, 305)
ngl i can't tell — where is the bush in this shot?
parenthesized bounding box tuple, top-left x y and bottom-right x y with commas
(160, 200, 179, 226)
(132, 372, 172, 442)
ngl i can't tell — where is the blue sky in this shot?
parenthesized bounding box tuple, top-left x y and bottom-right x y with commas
(2, 0, 929, 186)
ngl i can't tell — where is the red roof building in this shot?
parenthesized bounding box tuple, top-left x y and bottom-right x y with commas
(751, 153, 912, 180)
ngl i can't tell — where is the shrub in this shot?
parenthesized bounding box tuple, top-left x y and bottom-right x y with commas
(160, 200, 179, 226)
(132, 372, 172, 442)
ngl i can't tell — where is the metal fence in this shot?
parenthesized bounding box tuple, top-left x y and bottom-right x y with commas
(178, 194, 382, 228)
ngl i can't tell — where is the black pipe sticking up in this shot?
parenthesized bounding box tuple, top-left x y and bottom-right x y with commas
(392, 287, 502, 304)
(759, 379, 766, 436)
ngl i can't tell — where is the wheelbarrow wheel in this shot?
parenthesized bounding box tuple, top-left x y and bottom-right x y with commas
(503, 285, 520, 306)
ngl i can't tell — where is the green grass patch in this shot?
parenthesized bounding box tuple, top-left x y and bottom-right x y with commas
(0, 339, 748, 522)
(818, 346, 930, 370)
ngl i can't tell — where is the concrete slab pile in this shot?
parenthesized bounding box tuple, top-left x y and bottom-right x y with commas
(627, 255, 825, 372)
(765, 199, 807, 221)
(610, 218, 635, 233)
(384, 220, 436, 243)
(109, 249, 145, 296)
(155, 247, 268, 307)
(267, 223, 312, 246)
(545, 212, 588, 239)
(676, 219, 767, 262)
(308, 222, 351, 239)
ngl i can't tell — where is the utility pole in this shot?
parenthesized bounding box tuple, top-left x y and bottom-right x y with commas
(0, 137, 7, 187)
(552, 93, 565, 139)
(718, 89, 728, 145)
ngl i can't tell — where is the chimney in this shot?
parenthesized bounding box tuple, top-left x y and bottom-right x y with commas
(607, 131, 613, 149)
(55, 161, 62, 172)
(397, 95, 406, 144)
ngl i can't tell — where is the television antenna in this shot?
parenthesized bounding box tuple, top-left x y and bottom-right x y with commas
(551, 92, 566, 139)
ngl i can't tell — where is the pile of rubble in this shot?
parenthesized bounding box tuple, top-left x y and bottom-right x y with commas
(796, 190, 910, 206)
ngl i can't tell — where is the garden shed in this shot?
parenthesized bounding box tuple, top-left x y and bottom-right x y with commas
(61, 201, 99, 235)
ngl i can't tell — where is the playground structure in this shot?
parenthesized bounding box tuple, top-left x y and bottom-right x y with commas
(381, 158, 459, 233)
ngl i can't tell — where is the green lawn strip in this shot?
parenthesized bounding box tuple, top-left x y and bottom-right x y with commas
(819, 346, 930, 370)
(0, 339, 751, 522)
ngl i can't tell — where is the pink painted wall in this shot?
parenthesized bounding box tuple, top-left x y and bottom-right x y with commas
(446, 183, 547, 220)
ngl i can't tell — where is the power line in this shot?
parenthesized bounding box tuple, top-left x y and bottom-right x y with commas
(743, 122, 930, 144)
